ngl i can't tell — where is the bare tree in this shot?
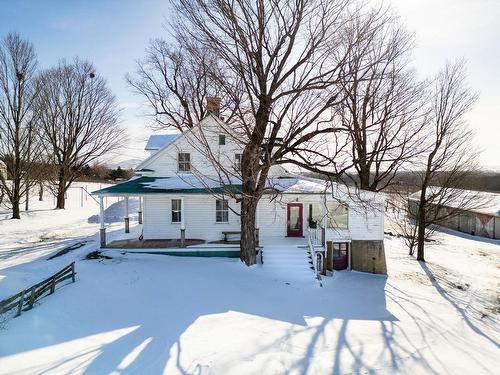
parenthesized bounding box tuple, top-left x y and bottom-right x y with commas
(411, 61, 478, 261)
(35, 58, 124, 209)
(0, 33, 43, 219)
(130, 0, 388, 265)
(126, 40, 235, 130)
(334, 11, 426, 191)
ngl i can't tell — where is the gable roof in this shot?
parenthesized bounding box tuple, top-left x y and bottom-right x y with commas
(135, 115, 218, 172)
(145, 134, 181, 150)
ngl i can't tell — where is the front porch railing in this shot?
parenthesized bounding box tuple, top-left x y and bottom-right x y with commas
(308, 225, 325, 246)
(307, 227, 324, 287)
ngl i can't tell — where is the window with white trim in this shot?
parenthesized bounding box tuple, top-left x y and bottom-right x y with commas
(171, 199, 182, 223)
(216, 199, 229, 223)
(178, 152, 191, 172)
(235, 153, 242, 171)
(327, 203, 348, 229)
(308, 202, 323, 228)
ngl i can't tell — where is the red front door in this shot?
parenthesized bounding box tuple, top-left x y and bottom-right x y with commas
(287, 203, 303, 237)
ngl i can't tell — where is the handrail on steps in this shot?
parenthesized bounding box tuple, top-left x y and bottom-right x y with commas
(307, 227, 323, 287)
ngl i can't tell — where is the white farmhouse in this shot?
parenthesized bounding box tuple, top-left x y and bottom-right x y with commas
(93, 101, 386, 274)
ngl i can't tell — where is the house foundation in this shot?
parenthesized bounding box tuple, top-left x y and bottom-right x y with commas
(351, 240, 387, 274)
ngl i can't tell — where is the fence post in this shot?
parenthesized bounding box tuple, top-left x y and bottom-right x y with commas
(28, 286, 36, 309)
(16, 290, 24, 316)
(71, 262, 75, 283)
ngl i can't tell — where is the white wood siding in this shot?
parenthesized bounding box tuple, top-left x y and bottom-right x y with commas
(143, 194, 240, 241)
(140, 116, 286, 177)
(143, 193, 384, 242)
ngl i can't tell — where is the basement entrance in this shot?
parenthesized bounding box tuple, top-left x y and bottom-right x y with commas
(332, 242, 349, 270)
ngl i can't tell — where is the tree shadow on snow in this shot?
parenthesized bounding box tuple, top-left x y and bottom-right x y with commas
(0, 255, 410, 374)
(419, 261, 499, 350)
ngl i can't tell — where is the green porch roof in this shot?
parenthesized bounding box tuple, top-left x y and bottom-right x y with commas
(92, 176, 243, 196)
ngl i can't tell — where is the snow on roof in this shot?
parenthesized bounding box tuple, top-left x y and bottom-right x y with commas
(145, 134, 181, 150)
(409, 187, 500, 217)
(268, 176, 330, 193)
(144, 175, 241, 191)
(92, 174, 331, 196)
(92, 173, 386, 208)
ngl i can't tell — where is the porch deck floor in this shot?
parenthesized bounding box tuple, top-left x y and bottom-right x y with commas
(106, 238, 205, 249)
(260, 236, 308, 247)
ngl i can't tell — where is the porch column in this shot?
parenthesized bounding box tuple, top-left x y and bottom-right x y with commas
(180, 197, 186, 247)
(322, 198, 327, 246)
(255, 202, 260, 245)
(124, 196, 130, 233)
(99, 196, 106, 248)
(348, 242, 352, 271)
(138, 196, 143, 224)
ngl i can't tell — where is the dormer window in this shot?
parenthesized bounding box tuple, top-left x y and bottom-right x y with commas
(178, 152, 191, 172)
(235, 153, 242, 171)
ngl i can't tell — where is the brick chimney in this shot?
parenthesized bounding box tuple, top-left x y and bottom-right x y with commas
(206, 96, 221, 116)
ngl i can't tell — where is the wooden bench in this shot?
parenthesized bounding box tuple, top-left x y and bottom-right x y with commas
(222, 230, 260, 244)
(222, 231, 241, 241)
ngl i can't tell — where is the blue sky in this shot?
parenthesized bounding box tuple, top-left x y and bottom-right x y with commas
(0, 0, 171, 163)
(1, 0, 499, 168)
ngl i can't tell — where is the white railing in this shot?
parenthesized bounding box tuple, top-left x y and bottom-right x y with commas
(307, 227, 324, 287)
(308, 225, 324, 246)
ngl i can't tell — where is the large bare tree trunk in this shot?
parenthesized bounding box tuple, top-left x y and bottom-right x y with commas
(12, 201, 20, 219)
(239, 138, 265, 265)
(240, 195, 257, 265)
(416, 192, 427, 262)
(25, 186, 29, 211)
(11, 182, 21, 219)
(38, 182, 44, 201)
(358, 161, 370, 190)
(56, 174, 66, 209)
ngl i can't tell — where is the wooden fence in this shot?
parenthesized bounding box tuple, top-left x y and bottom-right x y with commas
(0, 262, 76, 318)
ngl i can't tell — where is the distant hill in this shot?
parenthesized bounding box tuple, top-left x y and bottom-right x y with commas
(105, 158, 142, 170)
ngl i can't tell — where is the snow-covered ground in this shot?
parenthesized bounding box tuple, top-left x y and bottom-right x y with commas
(0, 192, 498, 374)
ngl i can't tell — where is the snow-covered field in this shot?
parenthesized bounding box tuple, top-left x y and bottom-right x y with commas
(0, 188, 498, 374)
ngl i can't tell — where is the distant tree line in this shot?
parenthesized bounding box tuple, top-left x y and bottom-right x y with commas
(305, 170, 500, 194)
(0, 33, 126, 218)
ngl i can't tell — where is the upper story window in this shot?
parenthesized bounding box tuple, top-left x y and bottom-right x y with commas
(327, 203, 348, 229)
(178, 152, 191, 172)
(219, 134, 226, 145)
(171, 199, 182, 223)
(235, 153, 242, 171)
(216, 199, 229, 223)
